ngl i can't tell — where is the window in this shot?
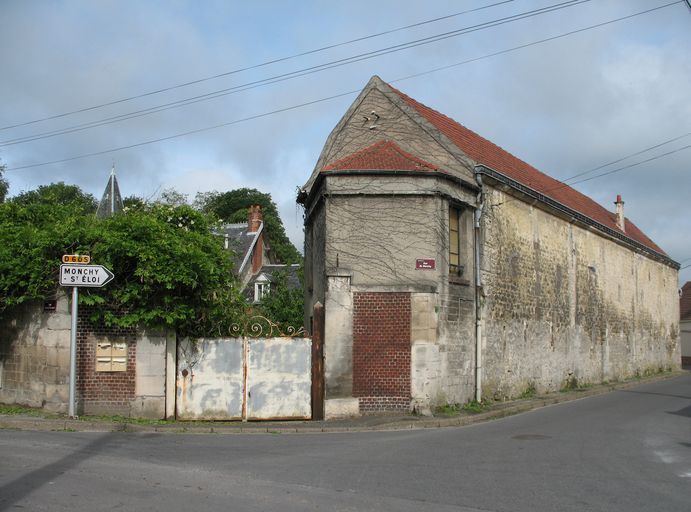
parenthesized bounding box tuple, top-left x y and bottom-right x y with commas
(254, 276, 271, 303)
(449, 206, 464, 277)
(96, 340, 128, 372)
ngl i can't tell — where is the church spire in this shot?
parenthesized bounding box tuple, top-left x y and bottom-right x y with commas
(96, 164, 124, 218)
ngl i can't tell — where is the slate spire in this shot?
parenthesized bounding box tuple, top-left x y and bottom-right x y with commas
(95, 164, 124, 218)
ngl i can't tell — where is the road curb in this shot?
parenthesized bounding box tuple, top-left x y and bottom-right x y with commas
(1, 370, 685, 434)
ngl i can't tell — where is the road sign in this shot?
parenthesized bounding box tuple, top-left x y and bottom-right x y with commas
(59, 264, 114, 287)
(62, 254, 91, 264)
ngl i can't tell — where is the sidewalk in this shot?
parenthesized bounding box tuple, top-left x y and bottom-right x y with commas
(1, 370, 685, 434)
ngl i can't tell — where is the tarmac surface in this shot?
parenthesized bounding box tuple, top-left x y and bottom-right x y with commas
(1, 370, 686, 434)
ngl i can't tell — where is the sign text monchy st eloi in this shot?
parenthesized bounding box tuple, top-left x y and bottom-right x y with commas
(60, 264, 114, 287)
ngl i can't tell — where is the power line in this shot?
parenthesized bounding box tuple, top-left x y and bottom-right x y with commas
(5, 90, 361, 171)
(558, 131, 691, 183)
(490, 138, 691, 209)
(0, 0, 592, 147)
(4, 0, 682, 172)
(569, 143, 691, 186)
(0, 0, 515, 132)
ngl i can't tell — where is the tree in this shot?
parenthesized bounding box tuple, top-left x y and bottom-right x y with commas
(0, 183, 246, 337)
(83, 202, 245, 335)
(12, 182, 97, 213)
(195, 188, 301, 264)
(0, 162, 8, 203)
(255, 269, 304, 330)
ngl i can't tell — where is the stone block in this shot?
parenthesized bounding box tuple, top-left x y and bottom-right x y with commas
(325, 398, 359, 419)
(135, 375, 165, 397)
(130, 396, 165, 420)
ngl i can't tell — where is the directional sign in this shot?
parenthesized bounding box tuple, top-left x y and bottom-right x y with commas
(59, 264, 114, 287)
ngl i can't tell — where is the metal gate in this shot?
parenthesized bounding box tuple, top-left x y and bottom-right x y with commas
(176, 317, 313, 420)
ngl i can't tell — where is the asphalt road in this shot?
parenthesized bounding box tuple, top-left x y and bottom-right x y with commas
(2, 373, 690, 512)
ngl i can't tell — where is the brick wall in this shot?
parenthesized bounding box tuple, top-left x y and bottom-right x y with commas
(352, 292, 411, 413)
(77, 307, 137, 415)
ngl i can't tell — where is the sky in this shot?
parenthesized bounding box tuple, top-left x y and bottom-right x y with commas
(1, 0, 690, 284)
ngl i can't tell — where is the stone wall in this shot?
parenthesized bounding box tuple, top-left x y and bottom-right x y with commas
(0, 293, 173, 418)
(481, 187, 680, 399)
(0, 296, 71, 412)
(680, 319, 691, 366)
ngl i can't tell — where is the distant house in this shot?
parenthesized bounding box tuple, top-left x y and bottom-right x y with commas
(219, 205, 299, 303)
(681, 282, 691, 367)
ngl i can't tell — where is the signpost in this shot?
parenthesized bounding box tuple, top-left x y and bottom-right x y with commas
(59, 256, 114, 418)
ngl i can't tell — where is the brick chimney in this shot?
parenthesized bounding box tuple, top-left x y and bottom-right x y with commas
(248, 204, 263, 233)
(614, 194, 625, 232)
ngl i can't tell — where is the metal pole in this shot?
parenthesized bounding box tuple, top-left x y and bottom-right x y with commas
(68, 286, 79, 418)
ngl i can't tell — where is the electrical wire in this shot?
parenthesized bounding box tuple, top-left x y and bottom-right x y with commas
(4, 0, 682, 172)
(0, 0, 515, 131)
(0, 0, 591, 147)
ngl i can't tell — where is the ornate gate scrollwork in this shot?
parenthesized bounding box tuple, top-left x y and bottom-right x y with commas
(228, 315, 305, 338)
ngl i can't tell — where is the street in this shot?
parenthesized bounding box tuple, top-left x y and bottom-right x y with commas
(2, 373, 690, 511)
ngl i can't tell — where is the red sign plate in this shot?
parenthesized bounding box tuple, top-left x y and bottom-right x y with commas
(415, 259, 435, 270)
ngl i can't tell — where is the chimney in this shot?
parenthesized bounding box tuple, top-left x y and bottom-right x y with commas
(614, 194, 625, 232)
(248, 204, 263, 233)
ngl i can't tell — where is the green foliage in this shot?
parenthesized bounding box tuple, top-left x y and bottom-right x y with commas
(123, 195, 146, 208)
(0, 189, 98, 311)
(12, 182, 97, 213)
(255, 270, 304, 329)
(196, 188, 301, 264)
(0, 184, 247, 337)
(462, 400, 490, 413)
(83, 202, 246, 335)
(519, 382, 537, 399)
(0, 162, 7, 203)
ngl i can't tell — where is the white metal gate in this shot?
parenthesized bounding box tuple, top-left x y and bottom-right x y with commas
(176, 336, 311, 420)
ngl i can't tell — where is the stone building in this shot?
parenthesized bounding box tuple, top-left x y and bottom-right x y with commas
(681, 281, 691, 367)
(298, 76, 680, 417)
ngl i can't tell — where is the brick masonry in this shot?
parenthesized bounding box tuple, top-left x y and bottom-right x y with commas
(77, 306, 137, 415)
(352, 292, 411, 413)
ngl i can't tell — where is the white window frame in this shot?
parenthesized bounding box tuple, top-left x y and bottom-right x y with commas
(254, 274, 271, 303)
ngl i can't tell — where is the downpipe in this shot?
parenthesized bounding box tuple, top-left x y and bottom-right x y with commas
(474, 170, 484, 403)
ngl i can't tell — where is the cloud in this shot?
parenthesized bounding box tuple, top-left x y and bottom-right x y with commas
(1, 0, 689, 281)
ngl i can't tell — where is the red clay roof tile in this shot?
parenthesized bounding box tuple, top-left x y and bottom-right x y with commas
(389, 83, 666, 255)
(323, 139, 445, 173)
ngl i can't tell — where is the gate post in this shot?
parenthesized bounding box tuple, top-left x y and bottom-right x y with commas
(311, 301, 325, 420)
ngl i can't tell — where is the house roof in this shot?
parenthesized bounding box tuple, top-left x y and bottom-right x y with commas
(323, 140, 444, 173)
(218, 223, 259, 271)
(386, 82, 666, 256)
(681, 282, 691, 321)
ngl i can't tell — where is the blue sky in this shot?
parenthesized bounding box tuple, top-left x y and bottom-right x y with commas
(1, 0, 690, 283)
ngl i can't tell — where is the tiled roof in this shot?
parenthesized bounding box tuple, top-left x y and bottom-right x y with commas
(323, 139, 443, 173)
(218, 223, 256, 270)
(389, 84, 666, 255)
(681, 282, 691, 321)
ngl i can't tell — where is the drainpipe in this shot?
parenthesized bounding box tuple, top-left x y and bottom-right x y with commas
(474, 169, 484, 403)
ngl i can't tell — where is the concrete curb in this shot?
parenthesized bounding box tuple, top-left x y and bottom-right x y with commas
(1, 371, 685, 434)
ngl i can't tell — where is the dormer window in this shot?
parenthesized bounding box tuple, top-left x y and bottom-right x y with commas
(254, 274, 271, 303)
